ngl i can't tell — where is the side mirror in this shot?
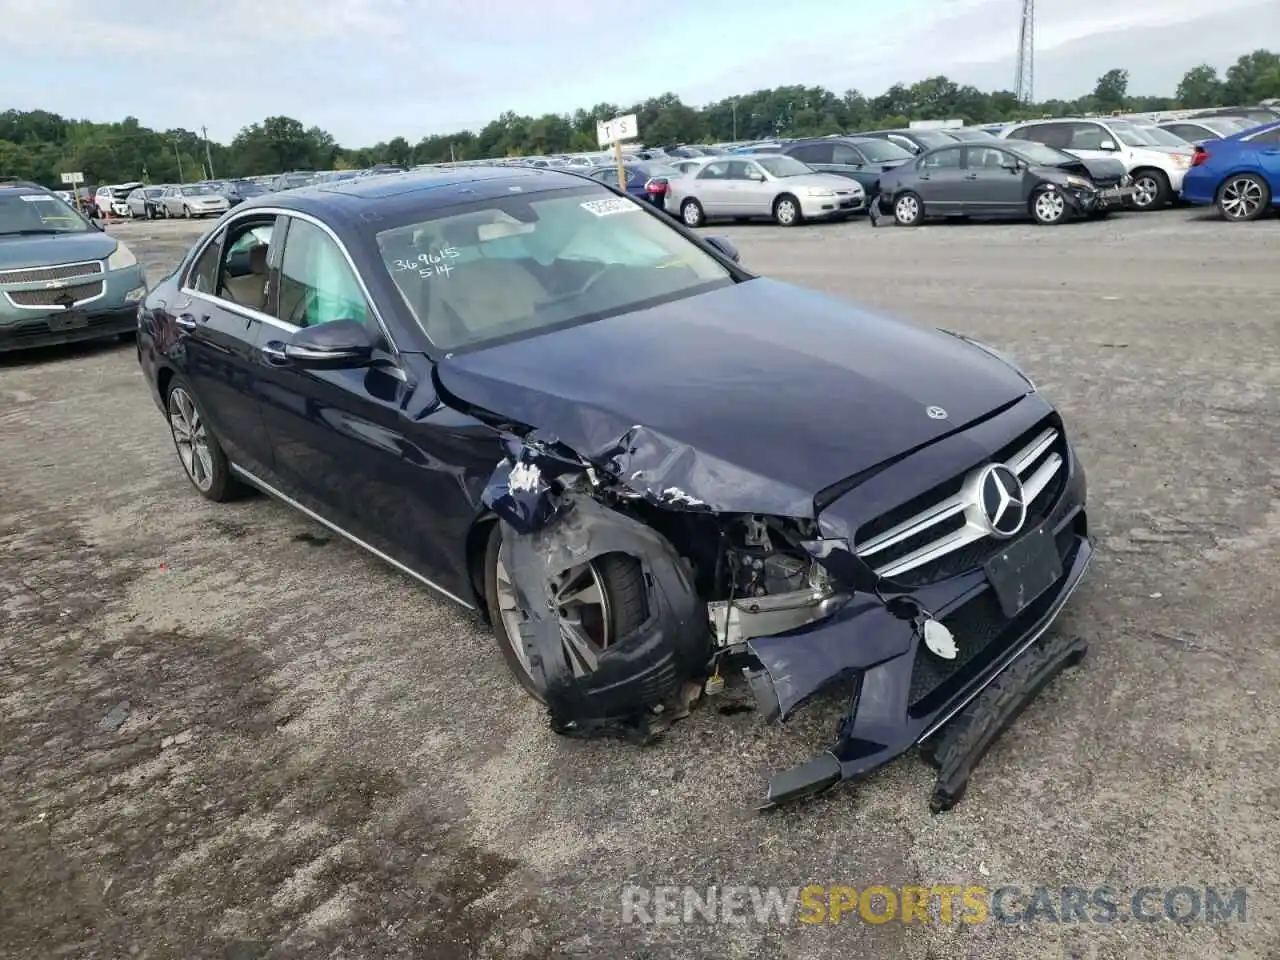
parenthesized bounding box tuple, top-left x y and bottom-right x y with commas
(1098, 139, 1118, 151)
(282, 318, 377, 368)
(704, 235, 740, 262)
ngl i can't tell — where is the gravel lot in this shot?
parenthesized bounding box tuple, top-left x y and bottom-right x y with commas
(3, 209, 1278, 960)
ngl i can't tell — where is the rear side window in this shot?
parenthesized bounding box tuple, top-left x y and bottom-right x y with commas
(788, 142, 832, 163)
(919, 147, 963, 170)
(1246, 126, 1280, 144)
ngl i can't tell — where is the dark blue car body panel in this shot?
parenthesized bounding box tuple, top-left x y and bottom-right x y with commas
(138, 165, 1091, 803)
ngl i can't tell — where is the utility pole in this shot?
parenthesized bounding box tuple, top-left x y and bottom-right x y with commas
(201, 126, 215, 179)
(732, 99, 738, 141)
(1014, 0, 1035, 105)
(172, 140, 185, 182)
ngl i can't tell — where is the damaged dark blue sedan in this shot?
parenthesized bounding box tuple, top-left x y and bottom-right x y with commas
(137, 166, 1092, 810)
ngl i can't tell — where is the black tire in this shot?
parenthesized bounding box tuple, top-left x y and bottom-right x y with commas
(484, 523, 649, 702)
(1215, 173, 1271, 222)
(680, 198, 705, 228)
(1129, 169, 1170, 211)
(183, 205, 192, 219)
(1029, 186, 1069, 225)
(773, 193, 803, 227)
(893, 191, 924, 226)
(164, 376, 243, 502)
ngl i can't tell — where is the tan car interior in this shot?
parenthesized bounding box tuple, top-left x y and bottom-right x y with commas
(219, 243, 269, 311)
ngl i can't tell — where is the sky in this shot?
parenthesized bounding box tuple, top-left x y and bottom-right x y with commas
(3, 0, 1278, 147)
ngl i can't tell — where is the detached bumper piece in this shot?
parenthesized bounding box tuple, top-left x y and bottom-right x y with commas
(922, 627, 1087, 812)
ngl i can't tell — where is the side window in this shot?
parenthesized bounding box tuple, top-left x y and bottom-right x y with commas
(697, 161, 730, 180)
(185, 231, 225, 294)
(1067, 123, 1107, 150)
(1247, 126, 1280, 144)
(789, 142, 832, 163)
(1164, 124, 1200, 140)
(831, 143, 864, 165)
(919, 147, 963, 170)
(277, 218, 373, 330)
(969, 147, 1007, 169)
(725, 161, 756, 180)
(214, 219, 276, 310)
(591, 169, 620, 187)
(887, 135, 919, 153)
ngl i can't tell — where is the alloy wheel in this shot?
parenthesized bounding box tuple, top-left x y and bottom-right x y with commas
(1034, 190, 1066, 223)
(168, 387, 214, 492)
(494, 555, 614, 681)
(1220, 176, 1265, 221)
(1131, 175, 1159, 209)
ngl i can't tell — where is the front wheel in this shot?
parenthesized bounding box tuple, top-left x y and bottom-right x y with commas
(680, 198, 705, 227)
(183, 205, 192, 219)
(165, 378, 242, 502)
(894, 191, 924, 226)
(1216, 173, 1271, 222)
(773, 194, 802, 226)
(484, 524, 649, 702)
(1030, 186, 1068, 225)
(1129, 170, 1170, 211)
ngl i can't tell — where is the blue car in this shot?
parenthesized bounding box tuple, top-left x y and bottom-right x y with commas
(1179, 119, 1280, 221)
(584, 160, 681, 208)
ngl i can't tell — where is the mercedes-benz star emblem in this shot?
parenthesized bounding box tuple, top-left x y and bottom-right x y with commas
(977, 464, 1027, 538)
(926, 406, 948, 420)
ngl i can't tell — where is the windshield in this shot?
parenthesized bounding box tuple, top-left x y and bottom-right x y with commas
(1203, 117, 1249, 134)
(181, 184, 216, 196)
(0, 192, 89, 235)
(912, 131, 958, 148)
(638, 163, 681, 178)
(754, 155, 812, 177)
(1108, 122, 1161, 147)
(853, 139, 913, 162)
(1141, 126, 1189, 146)
(1009, 141, 1080, 167)
(376, 186, 733, 351)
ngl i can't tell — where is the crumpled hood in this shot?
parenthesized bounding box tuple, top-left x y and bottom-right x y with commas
(0, 231, 116, 271)
(438, 278, 1031, 517)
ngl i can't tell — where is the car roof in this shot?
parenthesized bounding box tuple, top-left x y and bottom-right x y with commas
(235, 165, 598, 226)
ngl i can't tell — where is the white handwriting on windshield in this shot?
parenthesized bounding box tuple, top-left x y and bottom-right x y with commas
(392, 245, 461, 279)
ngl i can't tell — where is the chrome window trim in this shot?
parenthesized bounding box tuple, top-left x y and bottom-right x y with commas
(178, 206, 400, 354)
(228, 464, 475, 610)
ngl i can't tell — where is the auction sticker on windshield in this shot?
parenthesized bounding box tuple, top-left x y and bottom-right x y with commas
(581, 198, 639, 217)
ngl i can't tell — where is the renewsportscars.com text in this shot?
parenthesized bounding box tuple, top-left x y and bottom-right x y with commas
(620, 884, 1247, 926)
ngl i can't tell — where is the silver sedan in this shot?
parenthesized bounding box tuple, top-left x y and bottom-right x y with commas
(159, 184, 231, 219)
(664, 155, 865, 227)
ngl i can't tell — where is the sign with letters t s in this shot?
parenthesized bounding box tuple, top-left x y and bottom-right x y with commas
(596, 114, 639, 147)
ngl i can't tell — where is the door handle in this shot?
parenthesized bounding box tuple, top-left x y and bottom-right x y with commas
(174, 313, 197, 329)
(964, 173, 979, 180)
(918, 174, 930, 180)
(261, 341, 288, 364)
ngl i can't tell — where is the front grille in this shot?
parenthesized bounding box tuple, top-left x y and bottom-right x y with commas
(0, 260, 103, 285)
(908, 525, 1081, 712)
(854, 417, 1068, 586)
(6, 281, 105, 307)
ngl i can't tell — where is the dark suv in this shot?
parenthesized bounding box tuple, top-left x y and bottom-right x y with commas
(783, 137, 915, 205)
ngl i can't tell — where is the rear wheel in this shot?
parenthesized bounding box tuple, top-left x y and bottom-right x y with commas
(165, 378, 242, 502)
(681, 198, 705, 227)
(484, 524, 649, 702)
(1216, 173, 1270, 222)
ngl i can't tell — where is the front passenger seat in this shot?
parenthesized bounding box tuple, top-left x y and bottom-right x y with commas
(221, 244, 269, 311)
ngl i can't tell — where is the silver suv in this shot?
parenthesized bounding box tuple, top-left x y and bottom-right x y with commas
(1000, 118, 1193, 210)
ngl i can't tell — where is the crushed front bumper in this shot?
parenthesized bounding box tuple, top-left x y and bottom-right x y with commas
(745, 411, 1091, 809)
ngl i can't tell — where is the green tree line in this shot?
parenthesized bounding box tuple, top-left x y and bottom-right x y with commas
(2, 51, 1278, 188)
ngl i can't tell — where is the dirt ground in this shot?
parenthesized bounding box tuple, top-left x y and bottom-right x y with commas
(2, 209, 1278, 960)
